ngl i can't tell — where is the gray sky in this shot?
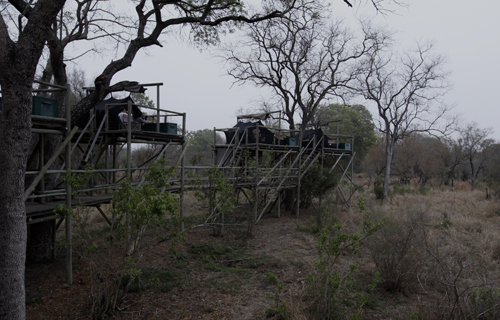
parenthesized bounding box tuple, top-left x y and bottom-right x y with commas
(81, 0, 500, 140)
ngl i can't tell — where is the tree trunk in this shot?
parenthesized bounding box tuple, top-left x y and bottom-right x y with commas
(383, 133, 394, 200)
(26, 39, 69, 264)
(26, 221, 56, 264)
(0, 2, 66, 318)
(469, 159, 477, 189)
(284, 189, 297, 214)
(0, 87, 32, 320)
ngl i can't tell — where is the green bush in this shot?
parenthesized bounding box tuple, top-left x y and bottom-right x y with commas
(467, 286, 500, 319)
(305, 211, 382, 319)
(392, 185, 411, 195)
(373, 178, 384, 200)
(265, 272, 286, 319)
(417, 186, 430, 195)
(70, 160, 183, 318)
(300, 164, 338, 209)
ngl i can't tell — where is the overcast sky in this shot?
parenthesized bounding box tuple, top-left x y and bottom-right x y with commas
(80, 0, 500, 140)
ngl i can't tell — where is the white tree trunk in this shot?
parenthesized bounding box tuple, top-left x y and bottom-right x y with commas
(383, 133, 394, 200)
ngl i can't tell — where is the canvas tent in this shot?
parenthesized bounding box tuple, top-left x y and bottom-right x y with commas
(302, 128, 335, 148)
(224, 121, 275, 145)
(75, 96, 143, 130)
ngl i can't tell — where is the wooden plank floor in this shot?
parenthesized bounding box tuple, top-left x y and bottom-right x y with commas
(26, 195, 112, 224)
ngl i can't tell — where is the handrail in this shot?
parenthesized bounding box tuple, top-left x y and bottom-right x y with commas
(257, 149, 293, 186)
(84, 113, 107, 163)
(24, 126, 79, 201)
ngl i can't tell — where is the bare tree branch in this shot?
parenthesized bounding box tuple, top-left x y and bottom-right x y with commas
(357, 40, 455, 199)
(222, 2, 387, 130)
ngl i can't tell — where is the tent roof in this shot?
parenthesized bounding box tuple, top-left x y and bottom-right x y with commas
(236, 112, 270, 121)
(303, 128, 331, 141)
(84, 81, 147, 94)
(232, 120, 264, 130)
(95, 96, 135, 110)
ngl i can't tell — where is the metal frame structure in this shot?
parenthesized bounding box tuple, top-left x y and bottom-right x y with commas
(4, 79, 355, 285)
(18, 82, 186, 284)
(212, 119, 356, 223)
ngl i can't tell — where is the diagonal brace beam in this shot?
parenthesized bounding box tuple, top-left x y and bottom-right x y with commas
(24, 126, 79, 201)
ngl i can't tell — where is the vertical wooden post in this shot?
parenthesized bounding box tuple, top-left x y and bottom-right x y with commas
(104, 105, 109, 194)
(278, 191, 281, 218)
(112, 144, 117, 224)
(127, 100, 132, 243)
(254, 123, 259, 221)
(156, 85, 160, 132)
(296, 131, 302, 219)
(105, 144, 109, 194)
(39, 134, 45, 204)
(112, 144, 117, 185)
(64, 84, 72, 285)
(319, 138, 324, 209)
(213, 127, 217, 165)
(350, 151, 354, 209)
(180, 113, 186, 232)
(127, 100, 132, 180)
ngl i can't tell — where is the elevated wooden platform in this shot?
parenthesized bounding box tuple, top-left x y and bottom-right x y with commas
(75, 129, 185, 145)
(26, 195, 112, 225)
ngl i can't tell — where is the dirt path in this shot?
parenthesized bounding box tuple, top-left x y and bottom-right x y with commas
(26, 213, 318, 319)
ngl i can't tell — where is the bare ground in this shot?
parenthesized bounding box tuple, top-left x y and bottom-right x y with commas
(25, 188, 500, 319)
(26, 211, 318, 320)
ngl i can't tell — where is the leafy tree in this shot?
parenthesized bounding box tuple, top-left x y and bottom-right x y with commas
(130, 92, 155, 109)
(316, 103, 376, 166)
(300, 164, 338, 209)
(186, 129, 224, 166)
(482, 143, 500, 196)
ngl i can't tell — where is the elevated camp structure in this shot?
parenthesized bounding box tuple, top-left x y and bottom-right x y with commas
(23, 82, 186, 223)
(9, 81, 186, 285)
(213, 112, 355, 223)
(73, 83, 186, 197)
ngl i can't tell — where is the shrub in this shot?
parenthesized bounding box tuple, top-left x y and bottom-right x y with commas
(300, 164, 338, 209)
(392, 185, 411, 195)
(71, 161, 183, 318)
(366, 207, 427, 293)
(194, 167, 236, 236)
(306, 205, 381, 319)
(418, 186, 430, 195)
(265, 272, 287, 320)
(466, 286, 500, 319)
(373, 178, 384, 200)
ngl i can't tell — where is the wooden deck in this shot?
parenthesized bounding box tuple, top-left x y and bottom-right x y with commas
(214, 143, 352, 155)
(26, 194, 112, 225)
(74, 129, 185, 145)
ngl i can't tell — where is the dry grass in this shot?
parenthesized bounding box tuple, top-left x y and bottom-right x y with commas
(25, 185, 500, 319)
(348, 186, 500, 319)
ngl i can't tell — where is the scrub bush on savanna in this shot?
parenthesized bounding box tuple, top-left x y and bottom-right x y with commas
(303, 186, 500, 320)
(26, 180, 500, 320)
